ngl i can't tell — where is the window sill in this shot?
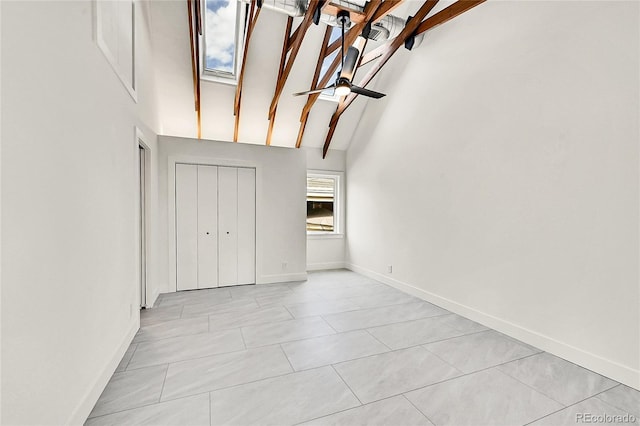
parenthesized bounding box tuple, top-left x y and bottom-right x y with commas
(307, 233, 344, 240)
(201, 73, 238, 87)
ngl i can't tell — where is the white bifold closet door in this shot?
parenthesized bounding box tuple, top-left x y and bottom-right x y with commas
(218, 167, 238, 286)
(197, 165, 218, 288)
(218, 167, 256, 286)
(176, 164, 255, 291)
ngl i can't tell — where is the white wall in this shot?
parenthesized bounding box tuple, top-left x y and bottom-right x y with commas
(158, 136, 307, 292)
(305, 148, 346, 270)
(1, 1, 161, 424)
(346, 1, 639, 389)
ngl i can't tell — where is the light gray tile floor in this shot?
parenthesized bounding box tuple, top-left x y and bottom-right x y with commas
(87, 269, 638, 425)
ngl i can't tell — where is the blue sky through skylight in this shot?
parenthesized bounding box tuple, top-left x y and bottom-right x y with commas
(319, 26, 343, 97)
(205, 0, 238, 74)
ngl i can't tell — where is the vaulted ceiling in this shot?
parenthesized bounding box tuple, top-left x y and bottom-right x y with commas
(149, 0, 485, 156)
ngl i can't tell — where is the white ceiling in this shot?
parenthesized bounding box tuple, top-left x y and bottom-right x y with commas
(149, 0, 456, 153)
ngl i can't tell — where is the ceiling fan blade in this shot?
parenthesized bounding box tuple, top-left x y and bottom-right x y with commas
(292, 85, 334, 96)
(350, 85, 386, 99)
(339, 46, 360, 81)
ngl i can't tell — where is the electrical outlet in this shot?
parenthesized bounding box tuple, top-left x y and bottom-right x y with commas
(387, 265, 393, 273)
(282, 262, 288, 271)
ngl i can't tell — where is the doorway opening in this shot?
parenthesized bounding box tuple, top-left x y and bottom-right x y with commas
(137, 142, 149, 308)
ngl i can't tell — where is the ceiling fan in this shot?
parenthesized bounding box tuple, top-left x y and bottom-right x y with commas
(293, 10, 386, 99)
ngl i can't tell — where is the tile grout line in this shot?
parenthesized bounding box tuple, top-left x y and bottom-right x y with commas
(86, 390, 212, 421)
(279, 343, 297, 372)
(494, 362, 569, 407)
(522, 383, 625, 426)
(419, 344, 465, 375)
(363, 329, 393, 351)
(238, 326, 248, 349)
(123, 343, 140, 371)
(593, 384, 639, 415)
(319, 314, 339, 333)
(130, 315, 488, 359)
(343, 352, 548, 409)
(330, 364, 364, 406)
(160, 365, 345, 406)
(322, 311, 454, 334)
(282, 305, 296, 320)
(157, 364, 170, 403)
(291, 394, 416, 426)
(402, 394, 438, 426)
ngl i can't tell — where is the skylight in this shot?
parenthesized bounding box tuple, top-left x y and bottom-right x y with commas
(318, 26, 343, 101)
(204, 0, 242, 79)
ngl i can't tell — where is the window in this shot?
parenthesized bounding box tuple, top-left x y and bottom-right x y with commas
(307, 172, 343, 235)
(203, 0, 243, 81)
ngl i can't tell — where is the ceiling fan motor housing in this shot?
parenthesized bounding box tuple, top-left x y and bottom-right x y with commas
(337, 10, 351, 27)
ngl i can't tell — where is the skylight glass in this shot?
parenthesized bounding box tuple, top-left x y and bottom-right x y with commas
(318, 26, 343, 99)
(204, 0, 240, 77)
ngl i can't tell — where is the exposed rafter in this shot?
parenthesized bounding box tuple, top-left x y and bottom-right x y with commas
(266, 16, 294, 146)
(187, 0, 202, 139)
(234, 0, 261, 142)
(415, 0, 486, 35)
(324, 0, 403, 57)
(295, 24, 333, 148)
(268, 0, 327, 120)
(322, 1, 367, 24)
(321, 0, 487, 157)
(299, 0, 400, 124)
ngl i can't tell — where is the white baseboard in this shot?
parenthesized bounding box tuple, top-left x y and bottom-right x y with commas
(258, 272, 308, 284)
(346, 262, 640, 390)
(67, 319, 140, 425)
(307, 261, 346, 271)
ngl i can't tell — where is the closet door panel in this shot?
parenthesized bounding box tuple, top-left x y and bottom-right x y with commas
(218, 167, 238, 286)
(175, 164, 198, 291)
(197, 165, 218, 289)
(237, 168, 256, 285)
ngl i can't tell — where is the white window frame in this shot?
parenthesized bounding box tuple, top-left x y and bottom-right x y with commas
(306, 170, 345, 239)
(200, 0, 246, 86)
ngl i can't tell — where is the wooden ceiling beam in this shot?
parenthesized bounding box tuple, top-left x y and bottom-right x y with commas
(322, 0, 487, 157)
(268, 0, 326, 119)
(298, 1, 404, 147)
(323, 2, 367, 24)
(187, 0, 201, 139)
(266, 16, 294, 146)
(370, 0, 404, 22)
(234, 1, 261, 142)
(324, 0, 401, 57)
(415, 0, 486, 35)
(295, 24, 333, 148)
(342, 0, 441, 112)
(301, 0, 399, 119)
(321, 0, 440, 157)
(360, 0, 486, 67)
(287, 23, 302, 51)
